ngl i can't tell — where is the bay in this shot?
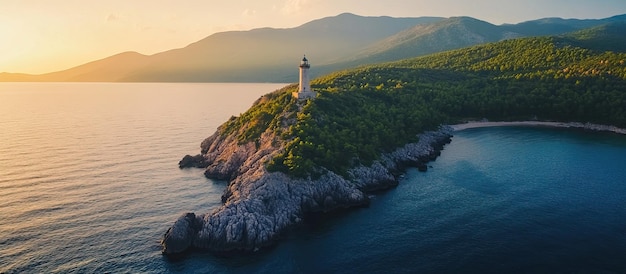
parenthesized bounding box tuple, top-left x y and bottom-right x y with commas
(1, 83, 625, 273)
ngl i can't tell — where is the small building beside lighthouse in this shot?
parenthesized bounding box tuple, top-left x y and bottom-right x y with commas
(292, 55, 316, 100)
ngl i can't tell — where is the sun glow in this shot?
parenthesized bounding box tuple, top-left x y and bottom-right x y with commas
(1, 0, 624, 74)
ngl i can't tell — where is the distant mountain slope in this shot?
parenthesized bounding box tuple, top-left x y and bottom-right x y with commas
(330, 17, 521, 67)
(0, 13, 441, 83)
(557, 21, 626, 52)
(1, 13, 625, 83)
(500, 14, 626, 36)
(317, 15, 626, 74)
(0, 52, 150, 82)
(122, 13, 443, 82)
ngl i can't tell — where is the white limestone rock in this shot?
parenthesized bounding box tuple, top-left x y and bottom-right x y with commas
(163, 122, 452, 254)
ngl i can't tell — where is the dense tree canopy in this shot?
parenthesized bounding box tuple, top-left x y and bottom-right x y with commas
(223, 35, 626, 177)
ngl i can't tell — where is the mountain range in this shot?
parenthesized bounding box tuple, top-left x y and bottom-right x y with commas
(2, 12, 625, 83)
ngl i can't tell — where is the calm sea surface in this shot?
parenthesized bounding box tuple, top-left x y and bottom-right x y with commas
(1, 83, 625, 273)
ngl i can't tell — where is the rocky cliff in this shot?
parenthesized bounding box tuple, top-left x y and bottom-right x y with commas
(162, 100, 453, 254)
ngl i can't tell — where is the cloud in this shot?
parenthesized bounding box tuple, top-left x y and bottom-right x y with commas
(281, 0, 313, 15)
(242, 9, 257, 17)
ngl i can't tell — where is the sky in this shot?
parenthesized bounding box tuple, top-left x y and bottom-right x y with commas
(1, 0, 626, 74)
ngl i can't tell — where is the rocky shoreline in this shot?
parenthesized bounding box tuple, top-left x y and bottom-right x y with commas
(161, 125, 453, 255)
(162, 118, 625, 255)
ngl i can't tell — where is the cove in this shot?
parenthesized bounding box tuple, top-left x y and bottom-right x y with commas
(194, 126, 626, 273)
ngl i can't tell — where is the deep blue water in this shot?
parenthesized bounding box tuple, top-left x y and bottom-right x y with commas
(184, 126, 626, 274)
(1, 83, 626, 273)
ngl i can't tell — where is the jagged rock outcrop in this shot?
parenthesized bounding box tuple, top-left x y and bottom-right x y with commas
(162, 119, 453, 254)
(178, 154, 207, 169)
(161, 213, 203, 255)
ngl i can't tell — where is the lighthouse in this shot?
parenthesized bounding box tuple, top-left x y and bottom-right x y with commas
(292, 55, 316, 100)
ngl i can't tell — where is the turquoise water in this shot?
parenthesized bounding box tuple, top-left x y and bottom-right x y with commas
(1, 83, 625, 273)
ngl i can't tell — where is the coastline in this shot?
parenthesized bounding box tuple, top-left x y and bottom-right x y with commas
(450, 121, 626, 135)
(163, 126, 453, 254)
(164, 119, 626, 254)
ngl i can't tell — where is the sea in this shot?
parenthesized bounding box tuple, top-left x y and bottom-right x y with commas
(1, 83, 625, 273)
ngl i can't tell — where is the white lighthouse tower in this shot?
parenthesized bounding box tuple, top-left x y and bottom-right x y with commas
(292, 55, 316, 100)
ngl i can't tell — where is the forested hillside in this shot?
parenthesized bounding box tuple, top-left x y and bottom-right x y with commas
(223, 32, 626, 177)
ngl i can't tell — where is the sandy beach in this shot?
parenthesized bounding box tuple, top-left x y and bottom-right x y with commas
(450, 121, 626, 135)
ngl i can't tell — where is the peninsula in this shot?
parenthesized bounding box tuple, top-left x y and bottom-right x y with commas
(163, 56, 453, 254)
(162, 23, 626, 254)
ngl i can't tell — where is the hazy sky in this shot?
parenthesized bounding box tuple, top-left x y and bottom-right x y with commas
(2, 0, 625, 74)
